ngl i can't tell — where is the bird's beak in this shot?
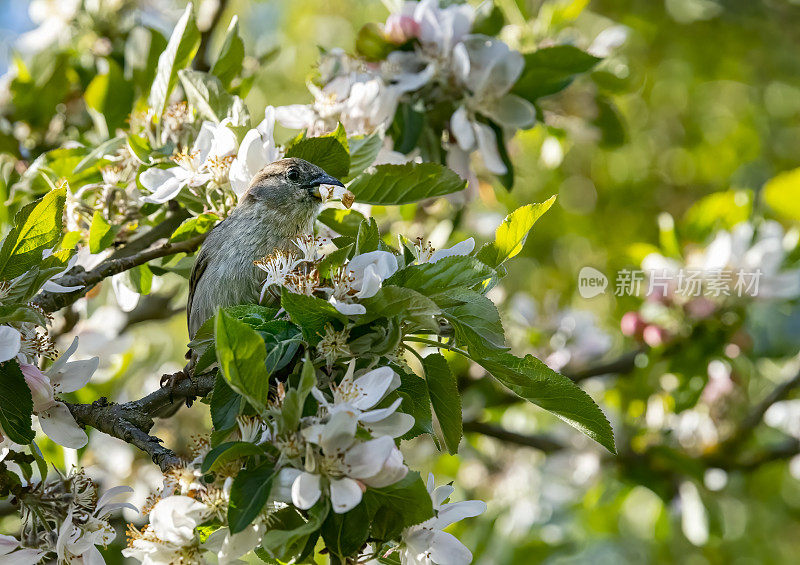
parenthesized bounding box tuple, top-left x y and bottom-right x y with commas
(307, 173, 355, 208)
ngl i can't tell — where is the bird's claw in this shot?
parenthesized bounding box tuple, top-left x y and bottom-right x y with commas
(160, 369, 196, 408)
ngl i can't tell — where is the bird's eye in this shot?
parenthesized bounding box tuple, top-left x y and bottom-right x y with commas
(286, 167, 300, 183)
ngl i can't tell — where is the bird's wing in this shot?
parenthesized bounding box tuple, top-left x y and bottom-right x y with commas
(187, 245, 210, 335)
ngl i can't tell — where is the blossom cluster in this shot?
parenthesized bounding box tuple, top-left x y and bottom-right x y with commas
(275, 0, 536, 185)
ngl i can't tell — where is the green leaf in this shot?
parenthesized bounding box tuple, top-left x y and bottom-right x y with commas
(88, 211, 118, 254)
(280, 356, 317, 432)
(280, 289, 346, 346)
(355, 22, 395, 61)
(358, 287, 440, 326)
(423, 354, 462, 455)
(317, 208, 366, 239)
(170, 212, 220, 242)
(474, 351, 616, 453)
(321, 501, 371, 559)
(390, 103, 424, 154)
(201, 441, 266, 473)
(0, 361, 35, 444)
(210, 374, 242, 431)
(364, 471, 435, 540)
(73, 135, 126, 175)
(394, 367, 433, 439)
(347, 162, 465, 205)
(178, 69, 235, 123)
(124, 26, 167, 91)
(257, 320, 303, 374)
(285, 123, 350, 179)
(84, 59, 134, 133)
(0, 304, 48, 326)
(476, 196, 556, 268)
(354, 217, 380, 255)
(763, 168, 800, 222)
(385, 256, 495, 297)
(127, 133, 152, 165)
(228, 460, 276, 533)
(684, 189, 753, 241)
(0, 184, 66, 281)
(215, 311, 271, 410)
(148, 3, 201, 117)
(261, 501, 329, 562)
(126, 264, 153, 295)
(345, 134, 382, 181)
(211, 16, 245, 88)
(439, 289, 506, 353)
(512, 45, 600, 102)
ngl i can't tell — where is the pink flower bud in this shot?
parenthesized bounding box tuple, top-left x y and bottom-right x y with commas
(384, 15, 420, 44)
(19, 363, 55, 413)
(620, 311, 645, 338)
(642, 325, 668, 347)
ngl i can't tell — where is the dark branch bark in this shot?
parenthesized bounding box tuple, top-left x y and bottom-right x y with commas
(65, 372, 216, 472)
(463, 421, 565, 453)
(32, 233, 207, 313)
(567, 349, 642, 383)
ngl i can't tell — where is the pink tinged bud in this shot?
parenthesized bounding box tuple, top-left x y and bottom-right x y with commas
(620, 312, 644, 338)
(642, 325, 667, 347)
(384, 15, 420, 44)
(20, 363, 55, 412)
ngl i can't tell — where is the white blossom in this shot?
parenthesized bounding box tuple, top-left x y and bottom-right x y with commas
(19, 337, 99, 448)
(400, 474, 486, 565)
(0, 325, 21, 362)
(328, 250, 399, 315)
(229, 106, 282, 196)
(140, 120, 238, 203)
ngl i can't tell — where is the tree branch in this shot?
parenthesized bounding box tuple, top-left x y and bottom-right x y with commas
(463, 421, 565, 453)
(568, 349, 642, 383)
(32, 233, 207, 313)
(65, 371, 216, 472)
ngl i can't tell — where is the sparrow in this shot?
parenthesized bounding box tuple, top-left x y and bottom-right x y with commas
(187, 157, 347, 338)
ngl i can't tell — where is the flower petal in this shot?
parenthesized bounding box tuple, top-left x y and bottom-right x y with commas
(38, 402, 88, 448)
(350, 367, 400, 411)
(358, 397, 403, 423)
(111, 273, 140, 312)
(274, 104, 316, 130)
(0, 548, 46, 564)
(429, 530, 473, 565)
(41, 280, 84, 293)
(343, 435, 395, 479)
(217, 522, 265, 564)
(140, 168, 185, 203)
(319, 410, 358, 455)
(330, 477, 363, 514)
(450, 106, 475, 151)
(0, 534, 19, 555)
(270, 468, 302, 504)
(329, 297, 366, 316)
(150, 495, 209, 546)
(429, 238, 475, 263)
(292, 472, 322, 510)
(485, 93, 536, 130)
(474, 122, 507, 175)
(360, 446, 408, 488)
(0, 326, 21, 362)
(363, 411, 415, 438)
(435, 500, 487, 529)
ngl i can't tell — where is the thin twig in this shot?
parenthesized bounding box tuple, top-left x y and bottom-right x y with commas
(463, 421, 565, 453)
(33, 233, 207, 313)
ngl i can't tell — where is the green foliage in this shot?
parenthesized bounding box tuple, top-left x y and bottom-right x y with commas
(476, 196, 556, 267)
(280, 289, 346, 345)
(512, 45, 600, 102)
(228, 460, 276, 534)
(170, 213, 220, 242)
(0, 185, 66, 281)
(88, 211, 118, 253)
(762, 168, 800, 222)
(347, 163, 466, 205)
(0, 361, 35, 444)
(148, 3, 201, 117)
(201, 441, 267, 473)
(423, 354, 462, 454)
(178, 70, 238, 123)
(285, 123, 350, 179)
(211, 16, 245, 88)
(317, 208, 366, 238)
(215, 311, 271, 411)
(475, 352, 616, 453)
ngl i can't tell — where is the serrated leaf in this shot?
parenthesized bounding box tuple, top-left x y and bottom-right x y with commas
(280, 289, 346, 346)
(261, 501, 329, 562)
(228, 460, 276, 533)
(0, 360, 35, 444)
(475, 351, 616, 453)
(317, 208, 366, 239)
(439, 289, 507, 352)
(178, 69, 235, 123)
(285, 123, 350, 179)
(210, 374, 242, 431)
(73, 135, 125, 175)
(215, 311, 271, 410)
(357, 286, 440, 326)
(0, 184, 66, 281)
(385, 255, 495, 297)
(512, 45, 600, 102)
(347, 162, 465, 205)
(393, 367, 433, 439)
(476, 196, 556, 268)
(344, 133, 382, 181)
(88, 211, 118, 254)
(201, 441, 266, 473)
(423, 354, 462, 455)
(148, 3, 201, 117)
(363, 471, 435, 540)
(170, 212, 219, 242)
(211, 16, 245, 88)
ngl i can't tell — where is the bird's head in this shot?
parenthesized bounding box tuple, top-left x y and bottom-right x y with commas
(239, 158, 346, 224)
